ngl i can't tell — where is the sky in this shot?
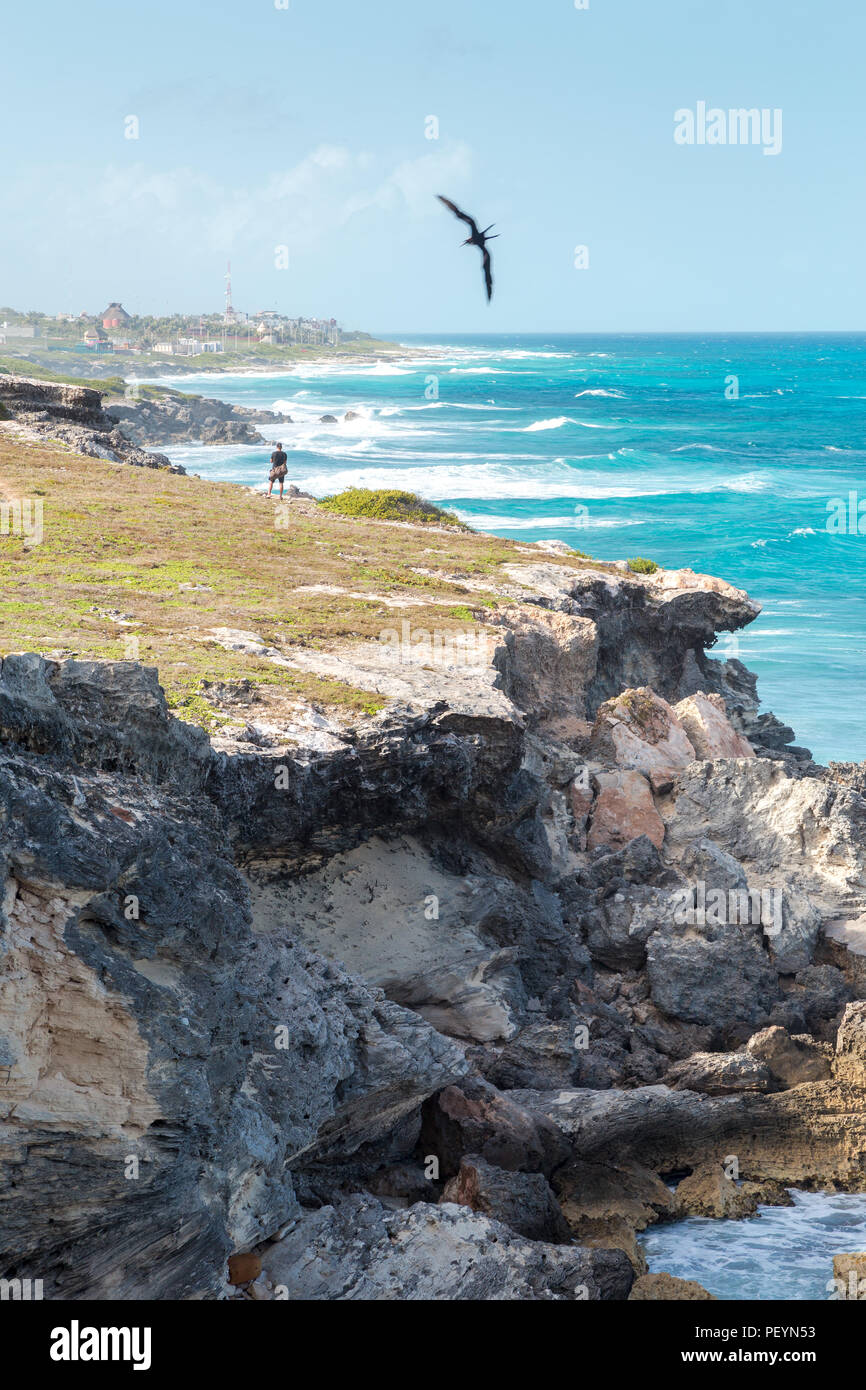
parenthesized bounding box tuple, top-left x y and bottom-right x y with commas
(2, 0, 864, 333)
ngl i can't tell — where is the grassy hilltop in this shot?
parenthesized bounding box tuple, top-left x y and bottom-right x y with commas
(0, 435, 603, 731)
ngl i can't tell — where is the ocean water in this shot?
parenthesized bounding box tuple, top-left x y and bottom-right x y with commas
(151, 333, 866, 765)
(639, 1189, 866, 1301)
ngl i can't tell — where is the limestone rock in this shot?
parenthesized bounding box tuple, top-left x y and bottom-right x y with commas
(587, 770, 665, 852)
(554, 1158, 679, 1232)
(567, 1216, 648, 1274)
(493, 605, 597, 724)
(419, 1077, 570, 1179)
(629, 1272, 716, 1300)
(673, 691, 755, 760)
(591, 687, 695, 789)
(835, 1001, 866, 1085)
(832, 1252, 866, 1299)
(674, 1166, 792, 1219)
(746, 1026, 832, 1088)
(646, 917, 779, 1032)
(261, 1196, 633, 1300)
(664, 1051, 775, 1095)
(0, 375, 180, 471)
(441, 1154, 571, 1243)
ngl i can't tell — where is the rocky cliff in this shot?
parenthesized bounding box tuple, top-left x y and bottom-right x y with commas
(1, 554, 864, 1300)
(0, 376, 180, 471)
(105, 390, 282, 446)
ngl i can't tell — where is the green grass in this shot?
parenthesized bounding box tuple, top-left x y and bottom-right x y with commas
(0, 357, 126, 394)
(0, 437, 619, 731)
(318, 487, 471, 530)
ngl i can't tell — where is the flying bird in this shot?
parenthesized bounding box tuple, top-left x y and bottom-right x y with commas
(436, 195, 498, 301)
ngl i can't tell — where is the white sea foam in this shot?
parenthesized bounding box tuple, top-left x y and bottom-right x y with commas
(671, 443, 729, 453)
(640, 1189, 866, 1301)
(574, 388, 625, 398)
(523, 417, 573, 432)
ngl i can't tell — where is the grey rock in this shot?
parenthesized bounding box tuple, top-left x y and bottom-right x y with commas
(441, 1154, 571, 1243)
(664, 1050, 775, 1095)
(260, 1195, 632, 1300)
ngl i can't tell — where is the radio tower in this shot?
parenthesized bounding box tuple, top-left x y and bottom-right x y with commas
(224, 260, 236, 323)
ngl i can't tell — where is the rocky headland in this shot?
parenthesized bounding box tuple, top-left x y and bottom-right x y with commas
(2, 518, 865, 1302)
(105, 390, 282, 446)
(0, 376, 180, 472)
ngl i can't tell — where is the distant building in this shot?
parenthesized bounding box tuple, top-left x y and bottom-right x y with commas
(101, 302, 131, 331)
(153, 341, 175, 354)
(82, 326, 109, 347)
(201, 341, 224, 354)
(0, 322, 39, 340)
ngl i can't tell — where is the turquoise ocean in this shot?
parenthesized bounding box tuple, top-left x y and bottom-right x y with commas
(152, 333, 866, 766)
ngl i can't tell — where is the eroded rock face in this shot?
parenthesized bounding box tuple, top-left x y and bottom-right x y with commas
(629, 1272, 716, 1301)
(0, 656, 475, 1298)
(260, 1196, 633, 1300)
(674, 691, 755, 761)
(0, 376, 180, 471)
(2, 545, 865, 1301)
(587, 770, 665, 852)
(591, 687, 695, 791)
(106, 391, 279, 446)
(441, 1154, 571, 1243)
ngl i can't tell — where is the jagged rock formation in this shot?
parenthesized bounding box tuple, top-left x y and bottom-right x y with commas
(106, 391, 283, 446)
(0, 376, 180, 471)
(1, 555, 865, 1300)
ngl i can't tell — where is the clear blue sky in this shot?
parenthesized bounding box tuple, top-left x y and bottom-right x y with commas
(2, 0, 864, 332)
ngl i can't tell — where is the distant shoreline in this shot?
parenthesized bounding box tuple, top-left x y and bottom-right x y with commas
(132, 345, 432, 381)
(0, 337, 432, 388)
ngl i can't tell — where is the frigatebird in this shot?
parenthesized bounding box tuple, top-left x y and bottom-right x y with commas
(436, 195, 498, 301)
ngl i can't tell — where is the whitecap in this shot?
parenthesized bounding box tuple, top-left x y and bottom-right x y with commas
(523, 417, 573, 432)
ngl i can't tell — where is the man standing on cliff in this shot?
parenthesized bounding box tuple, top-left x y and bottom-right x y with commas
(267, 442, 288, 499)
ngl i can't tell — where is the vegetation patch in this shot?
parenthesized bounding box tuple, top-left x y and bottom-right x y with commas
(627, 556, 660, 574)
(318, 487, 471, 530)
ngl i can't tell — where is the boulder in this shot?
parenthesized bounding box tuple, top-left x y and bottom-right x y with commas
(674, 1166, 792, 1219)
(567, 1216, 648, 1274)
(746, 1026, 831, 1088)
(260, 1196, 633, 1300)
(646, 920, 779, 1032)
(587, 770, 665, 852)
(629, 1272, 716, 1301)
(441, 1154, 571, 1243)
(664, 1050, 775, 1095)
(419, 1077, 570, 1179)
(591, 687, 695, 791)
(554, 1158, 679, 1232)
(673, 691, 755, 760)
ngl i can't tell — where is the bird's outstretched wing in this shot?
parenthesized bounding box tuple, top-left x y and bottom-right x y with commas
(436, 195, 479, 237)
(482, 247, 493, 302)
